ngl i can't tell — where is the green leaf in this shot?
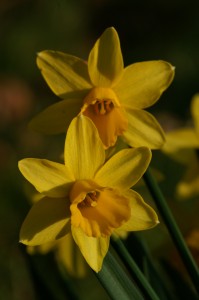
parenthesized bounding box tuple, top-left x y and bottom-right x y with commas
(96, 248, 144, 300)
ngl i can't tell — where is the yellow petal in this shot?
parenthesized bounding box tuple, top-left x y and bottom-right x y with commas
(70, 186, 131, 237)
(186, 229, 199, 251)
(177, 179, 199, 199)
(29, 97, 83, 134)
(95, 147, 151, 190)
(123, 109, 165, 149)
(64, 115, 105, 180)
(20, 197, 71, 245)
(163, 128, 199, 152)
(88, 27, 123, 87)
(27, 241, 56, 255)
(18, 159, 74, 197)
(55, 234, 88, 278)
(37, 51, 92, 97)
(164, 148, 196, 165)
(115, 61, 174, 108)
(113, 228, 128, 239)
(191, 94, 199, 134)
(118, 189, 159, 231)
(162, 128, 199, 165)
(177, 159, 199, 199)
(71, 226, 109, 272)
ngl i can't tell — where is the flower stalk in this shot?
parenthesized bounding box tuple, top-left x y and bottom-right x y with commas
(144, 168, 199, 294)
(111, 237, 160, 300)
(96, 248, 145, 300)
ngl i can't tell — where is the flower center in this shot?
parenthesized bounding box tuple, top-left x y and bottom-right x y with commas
(80, 87, 128, 148)
(79, 191, 99, 208)
(93, 100, 114, 115)
(81, 87, 120, 116)
(70, 180, 131, 237)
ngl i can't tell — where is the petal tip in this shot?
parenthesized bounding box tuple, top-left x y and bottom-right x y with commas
(106, 26, 117, 34)
(19, 238, 26, 245)
(37, 50, 48, 58)
(171, 65, 176, 71)
(18, 159, 26, 172)
(36, 51, 44, 59)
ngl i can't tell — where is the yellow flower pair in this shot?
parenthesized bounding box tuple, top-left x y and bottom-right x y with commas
(19, 27, 174, 272)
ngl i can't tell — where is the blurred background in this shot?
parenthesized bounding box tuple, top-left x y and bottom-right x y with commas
(1, 0, 199, 299)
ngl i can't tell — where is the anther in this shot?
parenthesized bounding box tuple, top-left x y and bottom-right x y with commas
(93, 100, 113, 115)
(80, 191, 98, 208)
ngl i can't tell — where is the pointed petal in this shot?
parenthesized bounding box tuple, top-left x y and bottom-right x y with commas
(115, 61, 174, 108)
(95, 147, 151, 190)
(123, 109, 165, 149)
(191, 94, 199, 134)
(29, 97, 83, 134)
(20, 197, 71, 245)
(164, 128, 199, 151)
(118, 189, 159, 231)
(27, 241, 56, 255)
(88, 27, 123, 87)
(177, 161, 199, 199)
(65, 115, 105, 180)
(163, 148, 196, 165)
(162, 128, 199, 165)
(37, 51, 92, 97)
(71, 226, 109, 272)
(18, 159, 74, 197)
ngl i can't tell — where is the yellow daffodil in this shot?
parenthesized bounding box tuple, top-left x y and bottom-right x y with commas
(162, 94, 199, 199)
(19, 115, 158, 272)
(30, 27, 174, 149)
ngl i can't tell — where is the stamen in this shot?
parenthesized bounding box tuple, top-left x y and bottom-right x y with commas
(105, 100, 112, 112)
(99, 102, 106, 114)
(79, 191, 99, 208)
(93, 100, 113, 115)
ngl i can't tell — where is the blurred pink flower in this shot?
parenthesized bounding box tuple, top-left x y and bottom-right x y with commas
(0, 78, 33, 126)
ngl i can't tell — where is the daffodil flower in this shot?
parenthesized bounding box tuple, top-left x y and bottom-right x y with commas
(30, 27, 174, 149)
(19, 115, 158, 272)
(163, 94, 199, 198)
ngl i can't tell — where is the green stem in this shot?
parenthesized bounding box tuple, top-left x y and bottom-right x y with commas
(95, 248, 144, 300)
(111, 237, 160, 300)
(144, 168, 199, 294)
